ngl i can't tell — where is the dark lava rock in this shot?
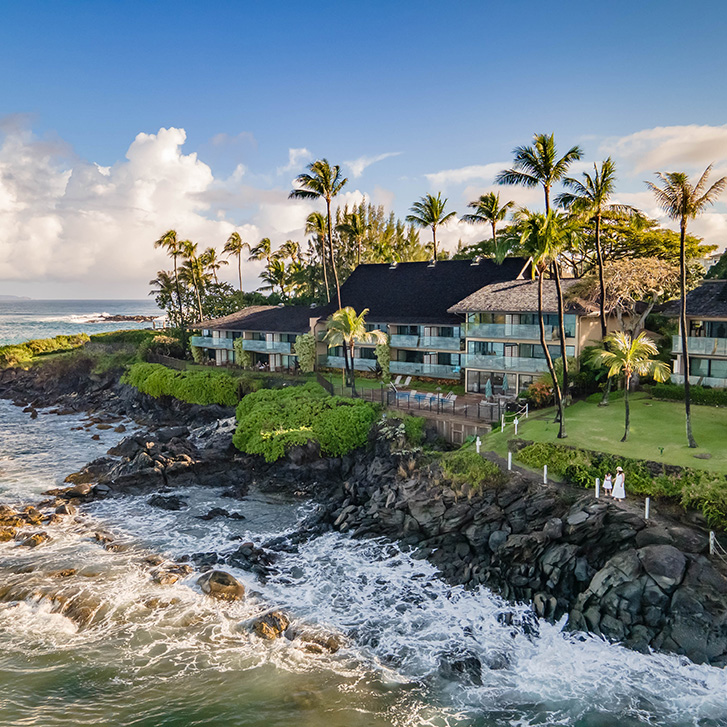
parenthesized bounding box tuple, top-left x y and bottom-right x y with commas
(196, 508, 246, 521)
(197, 570, 245, 601)
(438, 650, 483, 686)
(148, 495, 188, 511)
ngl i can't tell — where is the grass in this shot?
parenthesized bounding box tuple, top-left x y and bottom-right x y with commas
(487, 392, 727, 475)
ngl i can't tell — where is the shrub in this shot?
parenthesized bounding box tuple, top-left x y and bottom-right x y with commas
(232, 338, 253, 369)
(0, 333, 90, 368)
(403, 415, 425, 447)
(232, 382, 378, 462)
(440, 449, 506, 491)
(375, 341, 390, 384)
(190, 345, 205, 364)
(89, 329, 157, 345)
(293, 333, 316, 373)
(523, 380, 553, 408)
(651, 383, 727, 407)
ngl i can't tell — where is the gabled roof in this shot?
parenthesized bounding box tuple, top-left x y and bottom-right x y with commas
(198, 304, 322, 333)
(664, 279, 727, 318)
(448, 278, 585, 315)
(316, 258, 531, 325)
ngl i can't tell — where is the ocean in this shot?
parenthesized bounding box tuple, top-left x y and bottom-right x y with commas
(0, 299, 162, 346)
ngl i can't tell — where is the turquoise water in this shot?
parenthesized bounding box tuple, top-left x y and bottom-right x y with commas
(0, 299, 162, 346)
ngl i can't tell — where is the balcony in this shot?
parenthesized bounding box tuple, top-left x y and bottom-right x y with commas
(389, 361, 461, 380)
(390, 334, 420, 348)
(671, 373, 727, 389)
(672, 336, 727, 357)
(465, 322, 572, 341)
(242, 339, 293, 355)
(463, 354, 550, 374)
(189, 335, 234, 350)
(321, 355, 377, 372)
(419, 335, 463, 351)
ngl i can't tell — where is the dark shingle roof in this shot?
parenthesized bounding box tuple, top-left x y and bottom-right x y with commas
(448, 278, 584, 314)
(198, 305, 322, 333)
(316, 258, 531, 324)
(663, 280, 727, 317)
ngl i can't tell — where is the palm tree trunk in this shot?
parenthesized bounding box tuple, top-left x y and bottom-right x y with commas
(595, 214, 607, 339)
(552, 260, 570, 409)
(238, 256, 243, 292)
(193, 278, 204, 323)
(326, 198, 342, 309)
(432, 226, 438, 260)
(349, 341, 357, 396)
(621, 374, 631, 442)
(357, 237, 361, 267)
(320, 238, 331, 302)
(680, 221, 697, 447)
(538, 270, 565, 437)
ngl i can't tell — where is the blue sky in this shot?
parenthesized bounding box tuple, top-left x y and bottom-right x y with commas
(2, 0, 727, 297)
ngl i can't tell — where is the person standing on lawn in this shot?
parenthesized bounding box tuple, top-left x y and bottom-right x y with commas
(612, 466, 626, 501)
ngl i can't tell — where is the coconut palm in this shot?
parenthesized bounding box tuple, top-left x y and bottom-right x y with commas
(154, 229, 185, 330)
(249, 237, 273, 266)
(598, 331, 670, 442)
(223, 232, 249, 292)
(276, 239, 301, 264)
(337, 207, 369, 266)
(289, 159, 348, 308)
(200, 247, 228, 285)
(306, 211, 331, 302)
(178, 241, 209, 322)
(324, 307, 387, 395)
(460, 192, 515, 263)
(496, 132, 583, 212)
(259, 258, 289, 298)
(517, 210, 569, 437)
(148, 270, 180, 326)
(406, 192, 456, 261)
(646, 165, 727, 448)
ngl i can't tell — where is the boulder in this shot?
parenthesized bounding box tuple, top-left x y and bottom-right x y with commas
(251, 610, 291, 639)
(437, 650, 482, 686)
(197, 570, 245, 601)
(0, 527, 17, 541)
(638, 545, 687, 592)
(19, 531, 51, 548)
(148, 495, 188, 511)
(55, 503, 77, 516)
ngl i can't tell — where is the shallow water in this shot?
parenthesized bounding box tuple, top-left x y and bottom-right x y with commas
(1, 398, 726, 726)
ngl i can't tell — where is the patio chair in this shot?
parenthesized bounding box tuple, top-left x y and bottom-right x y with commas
(393, 375, 402, 386)
(402, 376, 412, 387)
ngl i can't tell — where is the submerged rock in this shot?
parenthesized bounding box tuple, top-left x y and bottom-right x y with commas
(19, 531, 51, 548)
(197, 570, 245, 601)
(251, 610, 291, 639)
(148, 495, 188, 511)
(437, 650, 483, 686)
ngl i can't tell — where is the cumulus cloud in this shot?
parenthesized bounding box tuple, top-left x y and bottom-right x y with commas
(344, 152, 401, 178)
(424, 162, 506, 189)
(277, 147, 312, 175)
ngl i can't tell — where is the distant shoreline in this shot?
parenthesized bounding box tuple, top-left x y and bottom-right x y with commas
(0, 295, 32, 301)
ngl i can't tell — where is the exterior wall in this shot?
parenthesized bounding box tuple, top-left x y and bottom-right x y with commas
(191, 328, 301, 372)
(672, 315, 727, 388)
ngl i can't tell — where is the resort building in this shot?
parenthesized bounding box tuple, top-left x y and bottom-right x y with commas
(191, 305, 322, 370)
(448, 279, 603, 395)
(671, 279, 727, 388)
(313, 258, 532, 381)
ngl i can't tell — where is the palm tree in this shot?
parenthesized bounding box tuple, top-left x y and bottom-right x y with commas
(406, 192, 456, 260)
(598, 332, 670, 442)
(259, 258, 289, 298)
(200, 247, 228, 285)
(179, 241, 209, 322)
(337, 207, 369, 266)
(646, 165, 727, 448)
(460, 192, 515, 263)
(496, 132, 583, 212)
(148, 270, 180, 326)
(289, 159, 348, 308)
(324, 307, 387, 395)
(306, 211, 331, 302)
(249, 237, 273, 266)
(276, 239, 301, 264)
(154, 230, 185, 330)
(517, 210, 568, 438)
(223, 232, 249, 292)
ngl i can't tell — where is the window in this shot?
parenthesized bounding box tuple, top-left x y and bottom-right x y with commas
(469, 341, 504, 356)
(396, 325, 419, 336)
(398, 349, 424, 363)
(250, 332, 265, 341)
(439, 326, 455, 338)
(704, 321, 727, 339)
(437, 352, 460, 366)
(691, 357, 727, 379)
(358, 347, 377, 360)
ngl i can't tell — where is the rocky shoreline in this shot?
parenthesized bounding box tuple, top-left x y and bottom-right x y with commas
(1, 362, 726, 667)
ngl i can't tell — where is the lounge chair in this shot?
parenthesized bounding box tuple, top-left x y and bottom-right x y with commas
(402, 376, 412, 387)
(393, 375, 402, 386)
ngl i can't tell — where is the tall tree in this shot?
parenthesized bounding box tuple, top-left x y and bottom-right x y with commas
(223, 232, 249, 292)
(148, 270, 180, 326)
(289, 159, 348, 308)
(306, 212, 331, 302)
(646, 165, 727, 448)
(324, 307, 387, 395)
(406, 192, 456, 261)
(276, 239, 301, 264)
(259, 258, 289, 298)
(179, 241, 209, 322)
(154, 229, 185, 332)
(337, 207, 369, 266)
(598, 332, 670, 442)
(496, 132, 583, 212)
(460, 192, 515, 263)
(200, 246, 228, 285)
(249, 237, 274, 266)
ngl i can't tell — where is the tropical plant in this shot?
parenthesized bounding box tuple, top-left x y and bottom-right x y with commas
(406, 192, 456, 261)
(200, 246, 228, 284)
(154, 230, 186, 331)
(293, 333, 317, 373)
(178, 241, 210, 322)
(289, 159, 348, 308)
(259, 258, 289, 298)
(305, 211, 331, 302)
(276, 239, 301, 264)
(249, 237, 273, 266)
(223, 232, 249, 292)
(496, 132, 583, 212)
(597, 331, 670, 441)
(375, 339, 391, 384)
(232, 337, 253, 369)
(324, 307, 387, 394)
(460, 192, 515, 263)
(337, 207, 369, 266)
(646, 165, 727, 448)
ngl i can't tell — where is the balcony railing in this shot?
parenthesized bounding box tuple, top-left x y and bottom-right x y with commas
(418, 335, 463, 351)
(189, 335, 234, 350)
(672, 335, 727, 357)
(389, 334, 420, 348)
(321, 355, 377, 372)
(671, 373, 727, 389)
(389, 361, 461, 379)
(242, 339, 293, 355)
(463, 354, 550, 374)
(465, 322, 574, 341)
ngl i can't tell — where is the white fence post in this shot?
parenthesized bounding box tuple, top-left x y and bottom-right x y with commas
(595, 478, 600, 498)
(710, 531, 716, 556)
(514, 417, 519, 435)
(475, 436, 481, 454)
(525, 403, 529, 418)
(645, 497, 650, 520)
(543, 464, 548, 484)
(507, 451, 512, 471)
(500, 414, 505, 430)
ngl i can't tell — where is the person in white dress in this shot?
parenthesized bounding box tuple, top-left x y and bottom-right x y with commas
(612, 466, 626, 500)
(603, 472, 613, 497)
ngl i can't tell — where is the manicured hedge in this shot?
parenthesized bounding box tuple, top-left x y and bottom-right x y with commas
(516, 441, 727, 529)
(0, 334, 90, 368)
(651, 383, 727, 407)
(232, 382, 378, 462)
(122, 362, 239, 407)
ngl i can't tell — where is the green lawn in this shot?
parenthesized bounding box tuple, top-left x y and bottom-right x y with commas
(486, 392, 727, 475)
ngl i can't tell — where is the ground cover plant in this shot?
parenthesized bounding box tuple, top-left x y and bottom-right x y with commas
(0, 333, 90, 368)
(232, 382, 378, 461)
(439, 447, 506, 492)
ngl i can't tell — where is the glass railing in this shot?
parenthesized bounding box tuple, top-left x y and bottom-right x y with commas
(242, 339, 293, 354)
(418, 335, 463, 351)
(672, 335, 727, 356)
(465, 323, 574, 341)
(389, 361, 461, 379)
(189, 335, 234, 350)
(671, 373, 727, 389)
(389, 334, 420, 348)
(321, 355, 377, 372)
(463, 354, 550, 374)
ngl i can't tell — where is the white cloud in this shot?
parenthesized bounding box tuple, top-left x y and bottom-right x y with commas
(344, 152, 401, 178)
(277, 147, 312, 175)
(424, 162, 506, 189)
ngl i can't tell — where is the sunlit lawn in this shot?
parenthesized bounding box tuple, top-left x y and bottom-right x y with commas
(486, 392, 727, 475)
